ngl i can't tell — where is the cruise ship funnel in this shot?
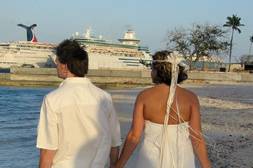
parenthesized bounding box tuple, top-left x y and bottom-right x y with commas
(17, 24, 38, 42)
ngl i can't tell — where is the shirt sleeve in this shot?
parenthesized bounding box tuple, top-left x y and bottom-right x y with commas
(36, 95, 58, 150)
(108, 97, 122, 147)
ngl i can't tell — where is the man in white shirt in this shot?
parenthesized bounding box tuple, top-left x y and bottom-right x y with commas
(36, 39, 121, 168)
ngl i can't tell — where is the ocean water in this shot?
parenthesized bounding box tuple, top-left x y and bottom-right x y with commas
(0, 87, 53, 168)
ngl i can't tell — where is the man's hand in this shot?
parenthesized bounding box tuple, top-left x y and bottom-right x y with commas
(110, 165, 116, 168)
(110, 146, 120, 167)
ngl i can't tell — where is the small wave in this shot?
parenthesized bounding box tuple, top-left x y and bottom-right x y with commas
(0, 136, 35, 145)
(0, 124, 37, 130)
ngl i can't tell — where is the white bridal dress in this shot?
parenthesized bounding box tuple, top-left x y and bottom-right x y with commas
(135, 53, 196, 168)
(135, 120, 196, 168)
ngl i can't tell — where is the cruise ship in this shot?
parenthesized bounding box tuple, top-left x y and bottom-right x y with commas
(0, 26, 151, 70)
(72, 28, 151, 69)
(0, 24, 56, 68)
(0, 41, 56, 68)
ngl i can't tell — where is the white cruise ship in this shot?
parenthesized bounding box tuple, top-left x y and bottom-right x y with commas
(0, 41, 56, 68)
(72, 28, 151, 70)
(0, 27, 151, 70)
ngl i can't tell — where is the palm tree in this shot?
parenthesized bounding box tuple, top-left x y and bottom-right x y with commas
(249, 35, 253, 55)
(223, 14, 245, 71)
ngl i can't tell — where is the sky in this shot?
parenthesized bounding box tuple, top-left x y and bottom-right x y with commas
(0, 0, 252, 62)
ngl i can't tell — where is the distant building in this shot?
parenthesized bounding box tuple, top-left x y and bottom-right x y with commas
(241, 55, 253, 70)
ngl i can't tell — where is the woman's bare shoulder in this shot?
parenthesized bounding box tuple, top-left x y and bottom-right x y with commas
(178, 86, 198, 101)
(136, 86, 156, 100)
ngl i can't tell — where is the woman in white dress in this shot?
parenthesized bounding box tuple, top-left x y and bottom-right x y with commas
(115, 51, 211, 168)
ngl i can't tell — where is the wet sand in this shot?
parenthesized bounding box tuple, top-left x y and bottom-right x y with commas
(109, 83, 253, 168)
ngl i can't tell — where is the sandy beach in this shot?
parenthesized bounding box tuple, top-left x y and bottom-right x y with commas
(109, 83, 253, 168)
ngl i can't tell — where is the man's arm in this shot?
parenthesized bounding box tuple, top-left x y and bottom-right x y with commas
(37, 96, 58, 168)
(107, 94, 122, 167)
(39, 149, 56, 168)
(110, 146, 120, 167)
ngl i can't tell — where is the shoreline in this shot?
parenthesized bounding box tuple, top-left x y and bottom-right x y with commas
(1, 78, 253, 89)
(0, 67, 252, 88)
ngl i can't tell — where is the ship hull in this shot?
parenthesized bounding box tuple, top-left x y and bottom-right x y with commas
(0, 41, 56, 68)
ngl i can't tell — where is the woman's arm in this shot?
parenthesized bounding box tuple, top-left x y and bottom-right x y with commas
(115, 94, 145, 168)
(189, 94, 211, 168)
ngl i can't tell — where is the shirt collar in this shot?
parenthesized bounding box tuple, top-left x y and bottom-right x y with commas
(59, 77, 91, 87)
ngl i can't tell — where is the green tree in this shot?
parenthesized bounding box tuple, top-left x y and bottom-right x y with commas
(167, 24, 228, 70)
(249, 35, 253, 55)
(223, 14, 245, 71)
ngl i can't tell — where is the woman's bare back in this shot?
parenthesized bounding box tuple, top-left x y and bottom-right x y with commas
(139, 84, 196, 125)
